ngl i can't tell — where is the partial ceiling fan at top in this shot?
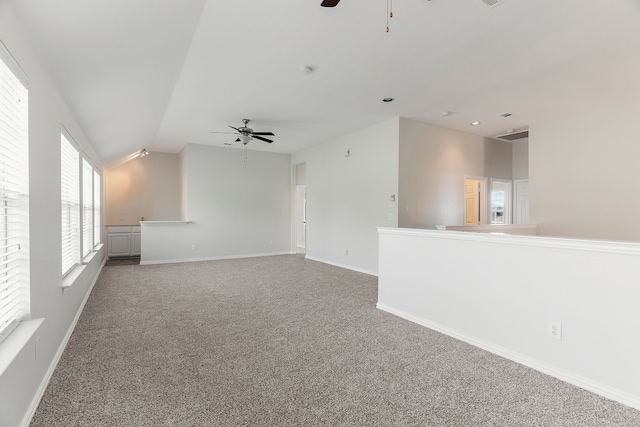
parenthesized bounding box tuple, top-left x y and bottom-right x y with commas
(320, 0, 411, 33)
(210, 119, 275, 145)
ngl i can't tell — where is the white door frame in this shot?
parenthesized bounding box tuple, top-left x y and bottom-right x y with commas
(513, 179, 529, 225)
(295, 185, 306, 251)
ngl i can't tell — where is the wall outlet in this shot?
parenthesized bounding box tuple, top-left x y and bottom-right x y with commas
(549, 321, 562, 340)
(388, 213, 393, 220)
(191, 244, 197, 251)
(35, 336, 40, 359)
(345, 148, 350, 157)
(269, 240, 273, 246)
(345, 249, 349, 255)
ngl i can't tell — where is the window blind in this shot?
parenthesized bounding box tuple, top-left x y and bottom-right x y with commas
(93, 170, 101, 247)
(0, 43, 29, 344)
(61, 134, 80, 277)
(82, 158, 93, 258)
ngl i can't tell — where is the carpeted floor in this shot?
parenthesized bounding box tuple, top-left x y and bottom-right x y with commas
(31, 255, 640, 426)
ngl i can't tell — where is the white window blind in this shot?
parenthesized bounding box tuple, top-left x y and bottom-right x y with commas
(81, 158, 93, 258)
(93, 170, 101, 247)
(61, 134, 80, 276)
(0, 43, 29, 344)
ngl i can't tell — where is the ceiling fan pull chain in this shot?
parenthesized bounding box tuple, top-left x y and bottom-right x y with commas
(386, 0, 392, 32)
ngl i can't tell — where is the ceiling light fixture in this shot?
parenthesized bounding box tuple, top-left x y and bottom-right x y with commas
(382, 97, 394, 103)
(441, 111, 452, 116)
(470, 121, 481, 126)
(300, 66, 313, 74)
(139, 148, 149, 157)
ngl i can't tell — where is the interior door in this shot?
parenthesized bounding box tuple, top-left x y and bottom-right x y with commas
(465, 179, 480, 225)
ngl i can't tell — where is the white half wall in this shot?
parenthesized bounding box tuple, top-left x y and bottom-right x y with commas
(141, 143, 291, 263)
(378, 227, 640, 410)
(398, 118, 513, 229)
(529, 100, 640, 241)
(0, 4, 105, 426)
(291, 118, 399, 275)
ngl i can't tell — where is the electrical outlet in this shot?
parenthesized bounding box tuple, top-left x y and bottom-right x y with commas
(269, 240, 273, 246)
(35, 336, 40, 359)
(345, 249, 349, 255)
(549, 321, 562, 340)
(388, 213, 393, 220)
(191, 244, 196, 251)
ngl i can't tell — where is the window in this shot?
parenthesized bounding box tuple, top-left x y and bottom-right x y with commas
(82, 158, 93, 258)
(0, 43, 29, 343)
(61, 134, 80, 276)
(93, 170, 101, 247)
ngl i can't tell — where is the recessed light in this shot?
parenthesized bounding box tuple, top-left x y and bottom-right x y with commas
(441, 111, 452, 116)
(470, 121, 481, 126)
(382, 97, 394, 103)
(300, 65, 313, 74)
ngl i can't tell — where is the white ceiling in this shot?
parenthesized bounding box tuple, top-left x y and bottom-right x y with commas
(10, 0, 640, 167)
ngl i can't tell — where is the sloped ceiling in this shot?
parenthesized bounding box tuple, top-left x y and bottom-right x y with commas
(10, 0, 640, 167)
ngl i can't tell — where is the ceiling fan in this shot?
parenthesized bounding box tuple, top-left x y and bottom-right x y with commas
(211, 119, 275, 145)
(320, 0, 340, 6)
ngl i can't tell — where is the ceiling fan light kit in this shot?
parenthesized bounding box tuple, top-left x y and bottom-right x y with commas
(211, 118, 275, 146)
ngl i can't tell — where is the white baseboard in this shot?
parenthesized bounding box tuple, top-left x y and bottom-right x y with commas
(21, 257, 107, 427)
(140, 252, 291, 265)
(304, 255, 378, 277)
(376, 302, 640, 411)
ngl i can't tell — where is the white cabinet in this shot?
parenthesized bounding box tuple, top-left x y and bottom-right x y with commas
(106, 225, 141, 258)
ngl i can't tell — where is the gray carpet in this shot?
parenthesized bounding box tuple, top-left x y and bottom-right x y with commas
(31, 255, 640, 426)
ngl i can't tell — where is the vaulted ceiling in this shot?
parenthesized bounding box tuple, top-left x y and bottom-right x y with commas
(10, 0, 640, 167)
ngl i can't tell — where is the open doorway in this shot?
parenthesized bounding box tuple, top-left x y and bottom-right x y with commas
(293, 162, 307, 254)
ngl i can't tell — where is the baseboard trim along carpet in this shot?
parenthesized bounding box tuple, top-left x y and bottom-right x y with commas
(140, 251, 291, 265)
(22, 257, 107, 427)
(304, 255, 378, 277)
(376, 302, 640, 411)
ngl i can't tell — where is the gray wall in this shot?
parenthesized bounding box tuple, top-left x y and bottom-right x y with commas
(529, 100, 640, 241)
(291, 118, 400, 275)
(398, 118, 513, 229)
(105, 152, 180, 224)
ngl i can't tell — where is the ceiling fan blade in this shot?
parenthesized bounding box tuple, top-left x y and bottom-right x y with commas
(250, 132, 275, 136)
(229, 125, 240, 132)
(210, 131, 238, 134)
(251, 135, 273, 143)
(321, 0, 340, 6)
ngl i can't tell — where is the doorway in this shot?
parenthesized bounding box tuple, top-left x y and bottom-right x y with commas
(513, 179, 529, 224)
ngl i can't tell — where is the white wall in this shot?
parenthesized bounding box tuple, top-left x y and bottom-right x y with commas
(291, 118, 399, 275)
(105, 152, 180, 225)
(398, 118, 513, 229)
(378, 228, 640, 410)
(0, 4, 105, 426)
(512, 138, 529, 180)
(141, 143, 291, 263)
(529, 100, 640, 241)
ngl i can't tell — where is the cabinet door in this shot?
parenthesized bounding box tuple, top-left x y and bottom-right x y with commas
(108, 234, 131, 257)
(131, 233, 142, 256)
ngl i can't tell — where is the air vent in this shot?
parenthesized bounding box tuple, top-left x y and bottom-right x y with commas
(495, 130, 529, 141)
(480, 0, 509, 7)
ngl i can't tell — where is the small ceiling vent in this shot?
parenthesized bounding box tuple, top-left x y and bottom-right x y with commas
(495, 130, 529, 141)
(480, 0, 509, 7)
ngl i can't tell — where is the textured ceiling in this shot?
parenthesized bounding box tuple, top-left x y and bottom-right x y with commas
(10, 0, 640, 166)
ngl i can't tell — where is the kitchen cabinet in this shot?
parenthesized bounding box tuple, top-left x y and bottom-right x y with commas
(106, 225, 141, 258)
